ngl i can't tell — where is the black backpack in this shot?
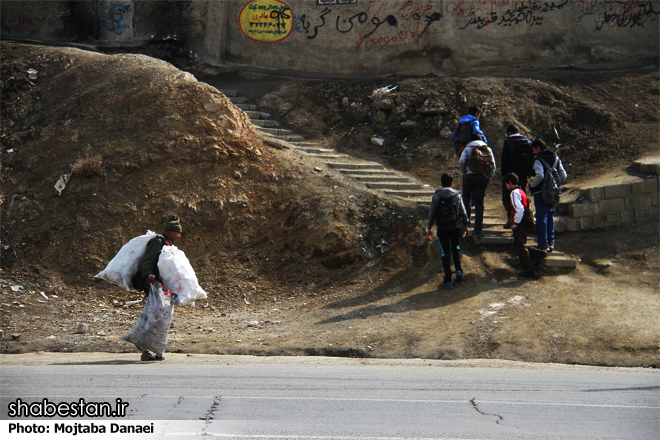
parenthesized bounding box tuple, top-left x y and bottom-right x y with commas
(452, 122, 473, 156)
(510, 139, 534, 177)
(537, 156, 562, 205)
(435, 196, 458, 231)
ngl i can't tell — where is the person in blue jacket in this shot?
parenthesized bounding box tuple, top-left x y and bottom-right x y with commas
(451, 105, 488, 157)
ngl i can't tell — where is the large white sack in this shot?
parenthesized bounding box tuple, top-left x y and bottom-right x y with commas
(158, 245, 207, 306)
(94, 230, 159, 291)
(122, 283, 174, 357)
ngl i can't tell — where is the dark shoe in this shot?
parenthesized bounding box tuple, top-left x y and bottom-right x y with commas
(455, 269, 464, 281)
(548, 244, 554, 252)
(535, 250, 549, 265)
(475, 231, 484, 238)
(518, 269, 538, 278)
(141, 350, 164, 361)
(503, 221, 512, 229)
(441, 280, 454, 290)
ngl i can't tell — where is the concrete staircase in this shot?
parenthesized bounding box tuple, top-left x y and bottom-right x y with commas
(223, 89, 436, 203)
(224, 89, 577, 270)
(470, 210, 577, 268)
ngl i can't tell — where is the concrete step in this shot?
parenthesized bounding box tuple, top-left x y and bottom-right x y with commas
(385, 189, 436, 198)
(367, 182, 423, 190)
(474, 235, 513, 245)
(245, 110, 272, 119)
(251, 119, 278, 128)
(542, 253, 578, 268)
(258, 127, 295, 136)
(338, 169, 399, 176)
(471, 228, 513, 237)
(236, 103, 258, 111)
(354, 176, 411, 183)
(315, 154, 346, 159)
(328, 163, 386, 171)
(481, 221, 509, 229)
(229, 96, 249, 104)
(633, 155, 660, 175)
(260, 132, 305, 142)
(470, 215, 505, 223)
(288, 142, 319, 148)
(219, 89, 239, 97)
(295, 147, 337, 154)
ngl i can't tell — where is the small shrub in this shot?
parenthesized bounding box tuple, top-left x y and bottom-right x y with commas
(71, 155, 104, 177)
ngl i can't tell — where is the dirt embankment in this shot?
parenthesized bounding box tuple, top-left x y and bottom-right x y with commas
(259, 64, 659, 185)
(1, 42, 658, 367)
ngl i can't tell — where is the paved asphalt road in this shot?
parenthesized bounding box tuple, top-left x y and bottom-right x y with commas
(1, 354, 658, 439)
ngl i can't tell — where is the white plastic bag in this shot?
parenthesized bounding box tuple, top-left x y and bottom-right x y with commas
(94, 231, 159, 291)
(157, 245, 207, 306)
(122, 283, 174, 358)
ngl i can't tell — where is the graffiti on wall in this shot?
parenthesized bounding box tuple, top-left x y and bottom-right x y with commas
(316, 0, 358, 5)
(295, 0, 442, 52)
(5, 2, 63, 32)
(446, 0, 568, 29)
(578, 0, 659, 30)
(109, 4, 131, 34)
(8, 16, 46, 29)
(240, 0, 294, 43)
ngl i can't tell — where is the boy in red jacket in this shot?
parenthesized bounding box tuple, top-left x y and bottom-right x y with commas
(503, 173, 547, 277)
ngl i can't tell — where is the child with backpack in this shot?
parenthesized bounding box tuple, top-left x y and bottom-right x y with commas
(451, 105, 488, 157)
(500, 124, 534, 228)
(530, 139, 567, 252)
(459, 135, 496, 238)
(427, 173, 470, 289)
(503, 173, 548, 278)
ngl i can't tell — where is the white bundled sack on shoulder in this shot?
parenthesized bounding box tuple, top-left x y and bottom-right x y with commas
(122, 283, 174, 358)
(94, 230, 159, 291)
(157, 245, 207, 306)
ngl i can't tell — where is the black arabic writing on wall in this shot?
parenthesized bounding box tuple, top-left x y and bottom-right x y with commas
(446, 0, 568, 30)
(295, 0, 442, 52)
(578, 0, 659, 30)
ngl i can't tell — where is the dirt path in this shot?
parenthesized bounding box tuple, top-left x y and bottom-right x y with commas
(3, 194, 656, 367)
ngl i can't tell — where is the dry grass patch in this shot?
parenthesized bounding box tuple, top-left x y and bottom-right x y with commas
(71, 155, 104, 177)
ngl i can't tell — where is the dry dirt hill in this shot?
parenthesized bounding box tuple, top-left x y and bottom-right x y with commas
(257, 63, 659, 185)
(1, 42, 658, 367)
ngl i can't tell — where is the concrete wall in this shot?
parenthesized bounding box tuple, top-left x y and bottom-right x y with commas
(221, 0, 659, 74)
(2, 0, 658, 75)
(1, 1, 98, 42)
(556, 158, 660, 233)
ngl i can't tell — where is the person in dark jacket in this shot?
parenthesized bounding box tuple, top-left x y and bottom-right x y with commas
(500, 124, 533, 228)
(530, 139, 567, 252)
(451, 105, 488, 157)
(427, 173, 469, 289)
(132, 215, 183, 294)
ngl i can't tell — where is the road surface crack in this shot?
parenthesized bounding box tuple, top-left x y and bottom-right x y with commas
(200, 395, 221, 425)
(470, 397, 504, 425)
